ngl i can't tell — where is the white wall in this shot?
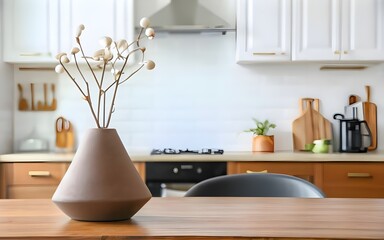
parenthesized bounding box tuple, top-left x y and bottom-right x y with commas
(13, 32, 384, 153)
(0, 0, 14, 153)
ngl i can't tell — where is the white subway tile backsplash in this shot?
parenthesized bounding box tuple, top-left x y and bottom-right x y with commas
(9, 32, 384, 153)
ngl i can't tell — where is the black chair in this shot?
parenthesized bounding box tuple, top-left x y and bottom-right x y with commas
(184, 173, 325, 198)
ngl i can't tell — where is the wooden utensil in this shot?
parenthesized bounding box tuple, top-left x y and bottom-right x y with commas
(65, 122, 75, 150)
(349, 94, 360, 105)
(43, 83, 48, 109)
(56, 117, 69, 148)
(17, 84, 28, 110)
(363, 85, 377, 150)
(56, 116, 75, 151)
(30, 83, 35, 111)
(50, 84, 57, 110)
(37, 84, 45, 110)
(292, 98, 333, 151)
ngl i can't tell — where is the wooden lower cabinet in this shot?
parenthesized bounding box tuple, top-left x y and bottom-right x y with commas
(0, 162, 70, 199)
(227, 162, 323, 187)
(0, 162, 146, 199)
(322, 163, 384, 198)
(227, 161, 384, 198)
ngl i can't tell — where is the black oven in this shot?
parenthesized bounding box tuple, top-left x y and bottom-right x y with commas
(145, 162, 227, 197)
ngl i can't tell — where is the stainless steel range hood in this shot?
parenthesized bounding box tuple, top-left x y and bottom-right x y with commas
(136, 0, 235, 34)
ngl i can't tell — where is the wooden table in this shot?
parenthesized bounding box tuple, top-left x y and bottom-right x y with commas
(1, 197, 384, 239)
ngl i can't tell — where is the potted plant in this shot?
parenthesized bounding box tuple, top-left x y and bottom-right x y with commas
(245, 119, 276, 152)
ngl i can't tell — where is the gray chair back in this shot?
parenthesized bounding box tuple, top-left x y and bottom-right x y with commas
(184, 173, 325, 198)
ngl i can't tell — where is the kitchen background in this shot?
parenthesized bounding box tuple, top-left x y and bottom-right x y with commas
(0, 7, 13, 154)
(1, 1, 384, 154)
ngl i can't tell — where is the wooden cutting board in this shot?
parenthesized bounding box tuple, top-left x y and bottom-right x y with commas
(292, 98, 333, 151)
(363, 85, 377, 150)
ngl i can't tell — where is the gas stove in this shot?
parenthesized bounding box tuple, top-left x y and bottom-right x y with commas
(150, 148, 224, 155)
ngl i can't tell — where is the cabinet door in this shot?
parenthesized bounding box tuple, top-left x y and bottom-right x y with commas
(322, 163, 384, 198)
(2, 0, 59, 63)
(227, 162, 318, 184)
(292, 0, 341, 61)
(2, 162, 70, 199)
(341, 0, 384, 60)
(59, 0, 134, 56)
(236, 0, 291, 63)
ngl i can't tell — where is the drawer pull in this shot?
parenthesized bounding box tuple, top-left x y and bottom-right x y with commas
(253, 52, 285, 56)
(19, 52, 51, 57)
(246, 170, 268, 173)
(28, 171, 51, 177)
(347, 173, 372, 178)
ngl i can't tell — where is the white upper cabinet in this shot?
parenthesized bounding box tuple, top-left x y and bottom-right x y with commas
(341, 0, 384, 61)
(236, 0, 292, 63)
(59, 0, 134, 57)
(2, 0, 134, 63)
(292, 0, 384, 61)
(2, 0, 59, 63)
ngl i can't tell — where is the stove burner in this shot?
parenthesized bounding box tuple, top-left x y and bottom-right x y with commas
(150, 148, 224, 155)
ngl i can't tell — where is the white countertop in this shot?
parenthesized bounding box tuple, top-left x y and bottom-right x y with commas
(1, 151, 384, 163)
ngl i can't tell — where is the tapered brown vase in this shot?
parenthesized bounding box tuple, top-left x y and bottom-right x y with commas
(52, 128, 152, 221)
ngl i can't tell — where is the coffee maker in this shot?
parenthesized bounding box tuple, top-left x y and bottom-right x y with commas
(333, 108, 372, 153)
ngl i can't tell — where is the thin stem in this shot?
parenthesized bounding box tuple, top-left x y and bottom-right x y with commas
(77, 37, 101, 88)
(119, 47, 146, 85)
(104, 47, 144, 93)
(84, 81, 101, 128)
(119, 64, 145, 85)
(97, 61, 107, 123)
(105, 49, 136, 128)
(103, 91, 106, 128)
(73, 54, 101, 128)
(73, 54, 89, 94)
(59, 61, 86, 97)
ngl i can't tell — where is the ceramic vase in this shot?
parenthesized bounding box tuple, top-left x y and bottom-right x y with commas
(252, 135, 274, 152)
(52, 128, 152, 221)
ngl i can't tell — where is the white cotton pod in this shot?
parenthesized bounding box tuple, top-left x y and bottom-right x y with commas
(55, 52, 67, 60)
(145, 28, 155, 39)
(103, 49, 113, 61)
(145, 60, 155, 70)
(76, 24, 85, 37)
(117, 39, 128, 52)
(71, 47, 80, 54)
(55, 64, 65, 73)
(99, 36, 112, 48)
(60, 55, 70, 63)
(93, 49, 105, 61)
(140, 17, 150, 28)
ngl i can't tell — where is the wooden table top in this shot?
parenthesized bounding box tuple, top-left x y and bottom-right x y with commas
(1, 197, 384, 239)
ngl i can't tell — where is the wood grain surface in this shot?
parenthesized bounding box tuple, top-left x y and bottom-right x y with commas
(0, 198, 383, 239)
(363, 85, 377, 150)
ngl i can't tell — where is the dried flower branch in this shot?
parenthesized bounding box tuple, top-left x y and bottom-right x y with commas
(55, 17, 155, 128)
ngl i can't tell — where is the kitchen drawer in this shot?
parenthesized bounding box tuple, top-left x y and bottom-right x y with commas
(6, 163, 69, 185)
(227, 162, 318, 184)
(7, 185, 59, 199)
(323, 163, 384, 198)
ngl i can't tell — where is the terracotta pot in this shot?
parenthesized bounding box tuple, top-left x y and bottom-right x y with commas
(252, 135, 274, 152)
(52, 128, 152, 221)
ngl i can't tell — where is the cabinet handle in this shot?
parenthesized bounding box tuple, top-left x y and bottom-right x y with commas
(347, 173, 372, 178)
(246, 170, 268, 173)
(253, 52, 285, 56)
(334, 50, 341, 54)
(19, 52, 51, 57)
(28, 171, 51, 177)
